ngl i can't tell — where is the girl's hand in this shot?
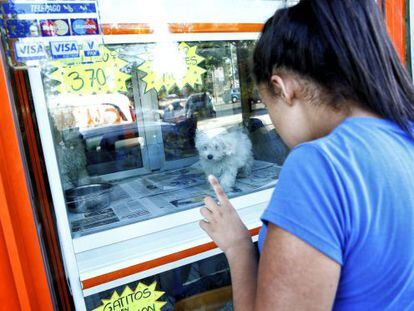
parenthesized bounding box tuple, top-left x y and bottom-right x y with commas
(199, 175, 252, 256)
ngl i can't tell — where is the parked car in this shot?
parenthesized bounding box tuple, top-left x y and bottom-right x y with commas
(185, 92, 216, 120)
(249, 88, 262, 105)
(162, 100, 186, 122)
(230, 88, 240, 103)
(224, 88, 262, 105)
(159, 94, 180, 108)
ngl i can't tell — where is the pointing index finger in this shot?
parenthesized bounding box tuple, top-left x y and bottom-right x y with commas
(208, 175, 230, 206)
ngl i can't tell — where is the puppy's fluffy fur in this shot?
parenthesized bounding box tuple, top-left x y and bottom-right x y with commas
(196, 128, 253, 191)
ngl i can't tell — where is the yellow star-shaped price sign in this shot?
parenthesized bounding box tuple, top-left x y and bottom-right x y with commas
(48, 46, 130, 95)
(92, 282, 166, 311)
(138, 42, 206, 93)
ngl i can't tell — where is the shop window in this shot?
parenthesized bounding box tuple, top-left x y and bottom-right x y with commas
(39, 40, 289, 237)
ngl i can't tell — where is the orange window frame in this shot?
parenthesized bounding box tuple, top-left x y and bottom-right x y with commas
(0, 53, 54, 309)
(384, 0, 408, 65)
(0, 1, 409, 309)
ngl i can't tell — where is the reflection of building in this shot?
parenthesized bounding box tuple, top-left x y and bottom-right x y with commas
(0, 0, 407, 309)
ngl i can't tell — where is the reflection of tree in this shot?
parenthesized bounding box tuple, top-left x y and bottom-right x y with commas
(236, 41, 257, 113)
(234, 40, 265, 127)
(197, 42, 233, 96)
(154, 41, 255, 104)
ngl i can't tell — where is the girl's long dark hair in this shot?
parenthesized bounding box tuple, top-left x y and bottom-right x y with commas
(253, 0, 414, 134)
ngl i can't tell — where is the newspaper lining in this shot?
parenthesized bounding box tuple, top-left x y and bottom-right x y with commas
(69, 160, 281, 237)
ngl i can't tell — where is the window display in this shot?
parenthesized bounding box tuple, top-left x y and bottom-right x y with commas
(39, 40, 288, 237)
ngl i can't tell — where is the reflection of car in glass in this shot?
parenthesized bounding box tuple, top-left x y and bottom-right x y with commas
(162, 100, 186, 122)
(185, 92, 216, 119)
(159, 94, 180, 109)
(165, 94, 178, 100)
(83, 114, 198, 174)
(161, 116, 198, 160)
(50, 94, 136, 129)
(230, 88, 240, 103)
(77, 102, 136, 127)
(249, 88, 262, 105)
(223, 88, 262, 105)
(81, 122, 142, 175)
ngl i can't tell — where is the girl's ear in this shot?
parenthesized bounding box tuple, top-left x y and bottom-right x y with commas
(270, 74, 295, 106)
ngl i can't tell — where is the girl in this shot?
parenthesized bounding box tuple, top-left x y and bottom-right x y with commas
(200, 0, 414, 310)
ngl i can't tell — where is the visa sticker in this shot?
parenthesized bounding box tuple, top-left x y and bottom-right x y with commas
(50, 41, 79, 59)
(6, 20, 40, 38)
(14, 42, 46, 61)
(71, 18, 99, 36)
(83, 40, 100, 57)
(40, 19, 70, 37)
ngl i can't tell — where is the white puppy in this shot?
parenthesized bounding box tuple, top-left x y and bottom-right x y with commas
(195, 127, 253, 191)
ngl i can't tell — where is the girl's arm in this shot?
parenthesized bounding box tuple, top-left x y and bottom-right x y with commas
(200, 176, 340, 310)
(199, 176, 258, 310)
(255, 224, 340, 310)
(226, 241, 258, 311)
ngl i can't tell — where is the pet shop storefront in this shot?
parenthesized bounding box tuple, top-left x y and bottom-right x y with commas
(0, 0, 409, 310)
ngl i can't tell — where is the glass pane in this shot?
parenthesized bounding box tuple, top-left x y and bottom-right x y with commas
(41, 49, 144, 180)
(158, 41, 242, 161)
(40, 40, 289, 238)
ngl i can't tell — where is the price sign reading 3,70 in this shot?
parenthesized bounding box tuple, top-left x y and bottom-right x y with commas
(49, 47, 131, 95)
(67, 67, 107, 92)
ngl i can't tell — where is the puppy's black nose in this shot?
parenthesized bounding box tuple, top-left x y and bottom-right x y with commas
(207, 154, 213, 160)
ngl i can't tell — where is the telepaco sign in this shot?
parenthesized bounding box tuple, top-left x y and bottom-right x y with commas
(91, 282, 166, 311)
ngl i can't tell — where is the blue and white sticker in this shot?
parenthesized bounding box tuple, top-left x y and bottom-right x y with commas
(83, 40, 100, 57)
(14, 41, 46, 61)
(6, 20, 40, 38)
(71, 18, 99, 36)
(2, 3, 97, 15)
(50, 41, 80, 59)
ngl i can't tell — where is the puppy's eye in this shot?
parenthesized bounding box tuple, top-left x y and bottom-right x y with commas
(203, 146, 207, 150)
(215, 145, 218, 150)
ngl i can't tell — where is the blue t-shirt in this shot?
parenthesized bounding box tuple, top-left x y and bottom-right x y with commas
(258, 117, 414, 310)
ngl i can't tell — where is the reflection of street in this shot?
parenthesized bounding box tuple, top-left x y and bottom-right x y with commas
(198, 108, 272, 131)
(214, 102, 241, 114)
(198, 113, 242, 130)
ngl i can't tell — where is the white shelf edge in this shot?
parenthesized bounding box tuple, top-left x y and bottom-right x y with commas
(81, 218, 262, 297)
(73, 187, 273, 253)
(77, 202, 264, 281)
